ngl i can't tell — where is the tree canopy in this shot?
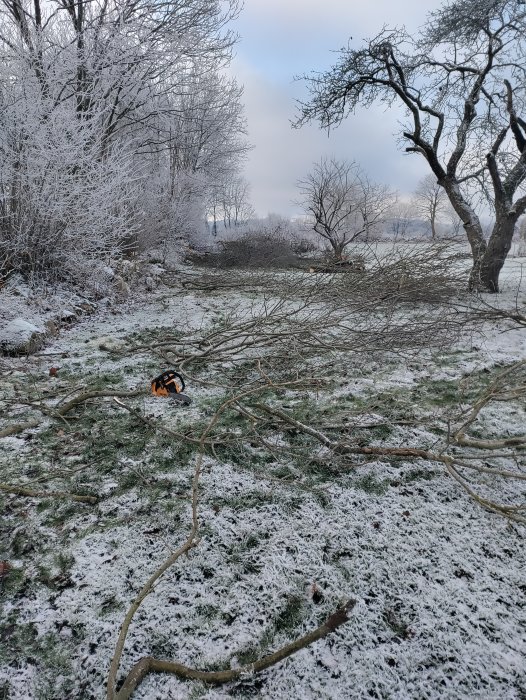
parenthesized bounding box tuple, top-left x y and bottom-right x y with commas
(0, 0, 249, 286)
(296, 0, 526, 291)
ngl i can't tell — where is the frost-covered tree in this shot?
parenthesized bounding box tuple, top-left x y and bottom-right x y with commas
(298, 158, 393, 258)
(206, 175, 254, 235)
(297, 0, 526, 291)
(220, 177, 255, 228)
(0, 0, 248, 287)
(387, 200, 416, 240)
(412, 175, 447, 240)
(136, 68, 250, 248)
(0, 67, 138, 286)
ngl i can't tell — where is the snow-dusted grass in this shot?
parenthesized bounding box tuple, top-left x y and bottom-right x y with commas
(0, 258, 525, 700)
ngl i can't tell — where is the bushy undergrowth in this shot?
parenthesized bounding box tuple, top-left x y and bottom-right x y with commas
(189, 231, 301, 269)
(218, 233, 299, 268)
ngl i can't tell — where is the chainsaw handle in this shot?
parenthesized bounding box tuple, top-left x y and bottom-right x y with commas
(152, 370, 185, 394)
(169, 371, 185, 392)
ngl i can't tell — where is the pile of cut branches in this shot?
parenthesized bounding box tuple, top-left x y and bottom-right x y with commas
(1, 247, 523, 699)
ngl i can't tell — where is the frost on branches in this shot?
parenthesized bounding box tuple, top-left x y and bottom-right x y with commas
(0, 0, 249, 292)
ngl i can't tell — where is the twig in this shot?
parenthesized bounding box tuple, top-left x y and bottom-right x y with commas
(453, 361, 525, 444)
(112, 399, 208, 446)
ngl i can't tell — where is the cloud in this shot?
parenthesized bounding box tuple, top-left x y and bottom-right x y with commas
(234, 58, 428, 217)
(230, 1, 441, 217)
(237, 0, 433, 41)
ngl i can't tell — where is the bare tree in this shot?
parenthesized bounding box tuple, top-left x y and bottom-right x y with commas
(150, 68, 250, 244)
(205, 175, 254, 237)
(385, 198, 418, 240)
(220, 176, 255, 228)
(297, 158, 392, 259)
(296, 0, 526, 292)
(165, 70, 249, 184)
(206, 182, 223, 238)
(445, 203, 464, 239)
(412, 175, 447, 240)
(228, 177, 255, 226)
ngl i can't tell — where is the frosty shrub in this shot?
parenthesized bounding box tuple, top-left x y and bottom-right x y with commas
(214, 232, 298, 268)
(0, 97, 138, 291)
(133, 169, 208, 254)
(290, 237, 319, 255)
(0, 0, 250, 293)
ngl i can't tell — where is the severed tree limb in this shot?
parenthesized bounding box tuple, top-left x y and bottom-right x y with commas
(54, 389, 146, 416)
(254, 403, 335, 448)
(106, 408, 206, 700)
(253, 403, 430, 459)
(450, 458, 526, 480)
(107, 378, 313, 700)
(442, 458, 526, 524)
(0, 388, 147, 439)
(0, 483, 98, 504)
(114, 600, 356, 700)
(0, 417, 41, 439)
(253, 403, 526, 523)
(454, 435, 526, 450)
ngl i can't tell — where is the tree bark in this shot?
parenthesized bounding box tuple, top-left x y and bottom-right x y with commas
(474, 216, 517, 292)
(331, 241, 346, 260)
(439, 178, 498, 290)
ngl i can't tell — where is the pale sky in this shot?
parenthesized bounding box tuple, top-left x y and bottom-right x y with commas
(229, 0, 443, 217)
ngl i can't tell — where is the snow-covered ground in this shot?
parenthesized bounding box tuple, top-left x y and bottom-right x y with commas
(0, 253, 525, 700)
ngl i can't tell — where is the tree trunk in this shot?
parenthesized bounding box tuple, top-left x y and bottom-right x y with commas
(430, 195, 439, 239)
(473, 216, 517, 292)
(439, 179, 492, 290)
(332, 241, 346, 260)
(461, 219, 487, 289)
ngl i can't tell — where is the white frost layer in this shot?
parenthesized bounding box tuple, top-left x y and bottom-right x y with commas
(1, 318, 43, 342)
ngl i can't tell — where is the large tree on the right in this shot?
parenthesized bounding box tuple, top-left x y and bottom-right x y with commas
(296, 0, 526, 292)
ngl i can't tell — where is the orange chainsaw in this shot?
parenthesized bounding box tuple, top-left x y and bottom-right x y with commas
(151, 370, 191, 405)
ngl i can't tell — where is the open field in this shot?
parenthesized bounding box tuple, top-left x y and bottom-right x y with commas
(1, 246, 525, 700)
